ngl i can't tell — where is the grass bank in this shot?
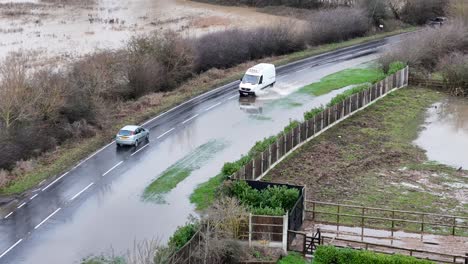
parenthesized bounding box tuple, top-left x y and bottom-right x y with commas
(300, 67, 384, 96)
(143, 140, 227, 203)
(0, 28, 417, 198)
(264, 87, 468, 217)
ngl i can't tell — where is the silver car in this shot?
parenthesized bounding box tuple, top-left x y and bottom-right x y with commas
(116, 125, 149, 147)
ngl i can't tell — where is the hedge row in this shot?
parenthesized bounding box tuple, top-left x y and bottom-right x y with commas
(313, 246, 434, 264)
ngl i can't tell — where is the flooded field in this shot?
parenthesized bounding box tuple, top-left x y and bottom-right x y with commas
(415, 97, 468, 169)
(0, 0, 291, 64)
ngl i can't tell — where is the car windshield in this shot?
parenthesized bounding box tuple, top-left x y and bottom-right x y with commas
(119, 130, 133, 136)
(242, 74, 259, 84)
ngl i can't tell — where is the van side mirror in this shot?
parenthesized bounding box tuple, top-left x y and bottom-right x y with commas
(259, 76, 263, 84)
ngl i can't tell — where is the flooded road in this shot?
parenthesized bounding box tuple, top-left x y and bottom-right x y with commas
(0, 0, 291, 63)
(415, 97, 468, 169)
(0, 38, 384, 263)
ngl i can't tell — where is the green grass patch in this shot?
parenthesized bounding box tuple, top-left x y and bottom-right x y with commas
(190, 173, 225, 211)
(278, 252, 310, 264)
(327, 84, 370, 107)
(313, 245, 434, 264)
(143, 139, 228, 202)
(300, 68, 385, 96)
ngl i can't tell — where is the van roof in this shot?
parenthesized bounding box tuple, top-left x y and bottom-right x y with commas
(246, 63, 274, 75)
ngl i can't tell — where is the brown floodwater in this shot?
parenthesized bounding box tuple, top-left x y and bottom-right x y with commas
(414, 96, 468, 169)
(0, 0, 293, 64)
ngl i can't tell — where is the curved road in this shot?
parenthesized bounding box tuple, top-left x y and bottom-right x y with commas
(0, 34, 407, 263)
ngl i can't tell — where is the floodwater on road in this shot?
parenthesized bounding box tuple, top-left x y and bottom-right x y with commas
(414, 96, 468, 169)
(0, 54, 378, 264)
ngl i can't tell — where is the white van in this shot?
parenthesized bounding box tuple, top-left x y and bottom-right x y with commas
(239, 63, 276, 96)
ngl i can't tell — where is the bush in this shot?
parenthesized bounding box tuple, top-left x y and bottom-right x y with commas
(387, 61, 407, 75)
(327, 84, 370, 107)
(380, 24, 468, 72)
(304, 106, 324, 120)
(305, 7, 370, 46)
(278, 252, 310, 264)
(314, 245, 434, 264)
(168, 222, 199, 250)
(193, 24, 304, 72)
(437, 52, 468, 95)
(401, 0, 448, 25)
(230, 181, 300, 215)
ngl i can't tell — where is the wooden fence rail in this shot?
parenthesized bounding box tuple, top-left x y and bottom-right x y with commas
(231, 67, 409, 181)
(306, 200, 468, 237)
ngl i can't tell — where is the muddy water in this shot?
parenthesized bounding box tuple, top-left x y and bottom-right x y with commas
(0, 0, 290, 63)
(414, 97, 468, 169)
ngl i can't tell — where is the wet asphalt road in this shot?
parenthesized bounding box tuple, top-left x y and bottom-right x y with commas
(0, 34, 408, 263)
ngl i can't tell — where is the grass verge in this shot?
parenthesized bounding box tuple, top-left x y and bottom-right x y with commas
(264, 87, 468, 220)
(190, 173, 224, 211)
(300, 68, 384, 96)
(0, 27, 418, 197)
(143, 139, 227, 202)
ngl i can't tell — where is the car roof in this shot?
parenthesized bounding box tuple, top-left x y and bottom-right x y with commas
(120, 125, 140, 131)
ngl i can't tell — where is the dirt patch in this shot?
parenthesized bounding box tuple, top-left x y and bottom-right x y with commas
(264, 87, 468, 216)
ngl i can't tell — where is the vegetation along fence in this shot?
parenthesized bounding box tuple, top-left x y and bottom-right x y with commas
(306, 201, 468, 237)
(231, 66, 409, 181)
(321, 236, 468, 264)
(166, 228, 203, 264)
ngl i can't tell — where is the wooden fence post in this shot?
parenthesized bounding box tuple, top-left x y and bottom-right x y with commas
(452, 217, 457, 236)
(249, 213, 252, 247)
(260, 152, 264, 175)
(421, 213, 425, 234)
(282, 213, 288, 253)
(361, 207, 365, 241)
(391, 210, 395, 238)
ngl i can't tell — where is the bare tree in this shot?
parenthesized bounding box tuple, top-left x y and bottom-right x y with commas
(0, 54, 38, 129)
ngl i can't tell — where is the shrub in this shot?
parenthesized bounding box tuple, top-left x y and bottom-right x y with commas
(304, 106, 324, 120)
(437, 52, 468, 95)
(193, 24, 304, 72)
(314, 245, 434, 264)
(278, 252, 310, 264)
(327, 84, 370, 107)
(305, 7, 370, 46)
(387, 61, 407, 75)
(168, 222, 199, 250)
(230, 181, 300, 215)
(283, 120, 300, 134)
(401, 0, 448, 25)
(380, 24, 468, 72)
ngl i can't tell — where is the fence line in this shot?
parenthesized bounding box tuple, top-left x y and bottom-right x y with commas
(231, 67, 409, 181)
(321, 236, 468, 264)
(306, 200, 468, 237)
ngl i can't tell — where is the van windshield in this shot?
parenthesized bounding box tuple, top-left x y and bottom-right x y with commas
(242, 74, 259, 84)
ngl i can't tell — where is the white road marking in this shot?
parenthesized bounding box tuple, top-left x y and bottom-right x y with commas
(204, 102, 221, 111)
(3, 212, 13, 219)
(34, 208, 61, 230)
(131, 144, 149, 156)
(42, 172, 69, 191)
(156, 128, 175, 139)
(182, 114, 199, 124)
(102, 161, 123, 177)
(17, 202, 26, 209)
(70, 182, 94, 201)
(30, 194, 38, 200)
(0, 239, 23, 259)
(39, 180, 46, 185)
(227, 94, 238, 100)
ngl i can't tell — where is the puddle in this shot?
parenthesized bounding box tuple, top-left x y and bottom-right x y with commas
(414, 97, 468, 169)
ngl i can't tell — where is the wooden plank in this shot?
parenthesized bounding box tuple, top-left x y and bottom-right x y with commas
(262, 149, 270, 174)
(307, 118, 315, 138)
(254, 155, 262, 178)
(270, 143, 277, 164)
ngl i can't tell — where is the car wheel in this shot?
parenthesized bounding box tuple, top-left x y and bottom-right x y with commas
(145, 135, 149, 142)
(116, 143, 121, 148)
(134, 140, 139, 147)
